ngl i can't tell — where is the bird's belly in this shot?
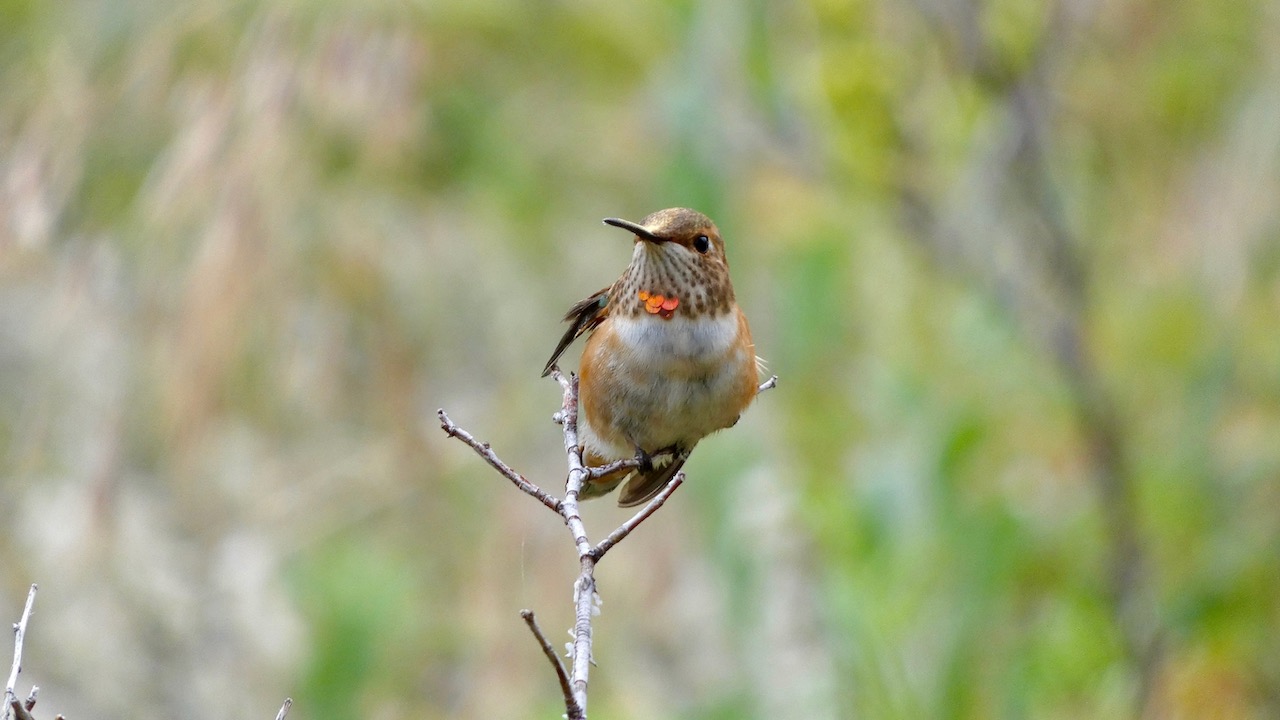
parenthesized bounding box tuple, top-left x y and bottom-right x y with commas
(580, 312, 754, 457)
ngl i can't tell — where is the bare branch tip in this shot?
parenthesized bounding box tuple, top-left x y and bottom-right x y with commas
(520, 609, 576, 716)
(549, 367, 577, 392)
(436, 408, 458, 436)
(10, 699, 35, 720)
(274, 697, 293, 720)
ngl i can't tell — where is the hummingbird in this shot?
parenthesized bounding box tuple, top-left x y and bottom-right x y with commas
(542, 208, 761, 507)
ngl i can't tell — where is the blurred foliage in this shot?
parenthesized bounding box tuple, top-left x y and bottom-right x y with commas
(2, 0, 1279, 718)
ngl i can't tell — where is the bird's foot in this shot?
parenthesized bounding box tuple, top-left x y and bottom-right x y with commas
(632, 446, 654, 474)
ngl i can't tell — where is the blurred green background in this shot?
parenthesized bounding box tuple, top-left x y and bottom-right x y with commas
(2, 0, 1278, 718)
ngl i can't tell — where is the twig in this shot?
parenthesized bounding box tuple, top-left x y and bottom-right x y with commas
(520, 610, 579, 717)
(439, 366, 777, 718)
(590, 471, 685, 561)
(758, 375, 779, 393)
(549, 366, 573, 392)
(4, 584, 37, 720)
(10, 688, 36, 720)
(274, 697, 292, 720)
(587, 452, 673, 480)
(437, 409, 563, 514)
(549, 371, 596, 716)
(8, 700, 33, 720)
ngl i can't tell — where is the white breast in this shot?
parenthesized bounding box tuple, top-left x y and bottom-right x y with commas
(610, 312, 740, 365)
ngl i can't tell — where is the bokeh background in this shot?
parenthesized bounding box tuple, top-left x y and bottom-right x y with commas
(2, 0, 1278, 718)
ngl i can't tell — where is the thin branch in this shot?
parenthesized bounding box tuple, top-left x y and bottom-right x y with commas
(548, 371, 593, 555)
(4, 584, 37, 720)
(587, 451, 674, 480)
(758, 375, 779, 393)
(520, 610, 580, 717)
(549, 372, 596, 715)
(274, 697, 292, 720)
(437, 409, 562, 514)
(590, 471, 686, 561)
(548, 365, 573, 392)
(439, 366, 777, 719)
(10, 688, 36, 720)
(7, 701, 33, 720)
(586, 457, 638, 479)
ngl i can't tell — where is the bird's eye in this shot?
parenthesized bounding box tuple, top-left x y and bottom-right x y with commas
(693, 235, 711, 254)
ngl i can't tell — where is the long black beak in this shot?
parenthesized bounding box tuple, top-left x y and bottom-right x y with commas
(603, 217, 664, 243)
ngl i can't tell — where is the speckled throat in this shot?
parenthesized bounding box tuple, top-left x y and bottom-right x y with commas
(611, 242, 734, 320)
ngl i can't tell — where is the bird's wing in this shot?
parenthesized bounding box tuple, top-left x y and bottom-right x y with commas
(541, 287, 610, 377)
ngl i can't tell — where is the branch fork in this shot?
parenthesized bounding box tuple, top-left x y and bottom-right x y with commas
(437, 369, 776, 718)
(4, 585, 39, 720)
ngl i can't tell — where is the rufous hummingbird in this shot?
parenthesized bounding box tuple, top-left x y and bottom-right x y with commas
(542, 208, 762, 507)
